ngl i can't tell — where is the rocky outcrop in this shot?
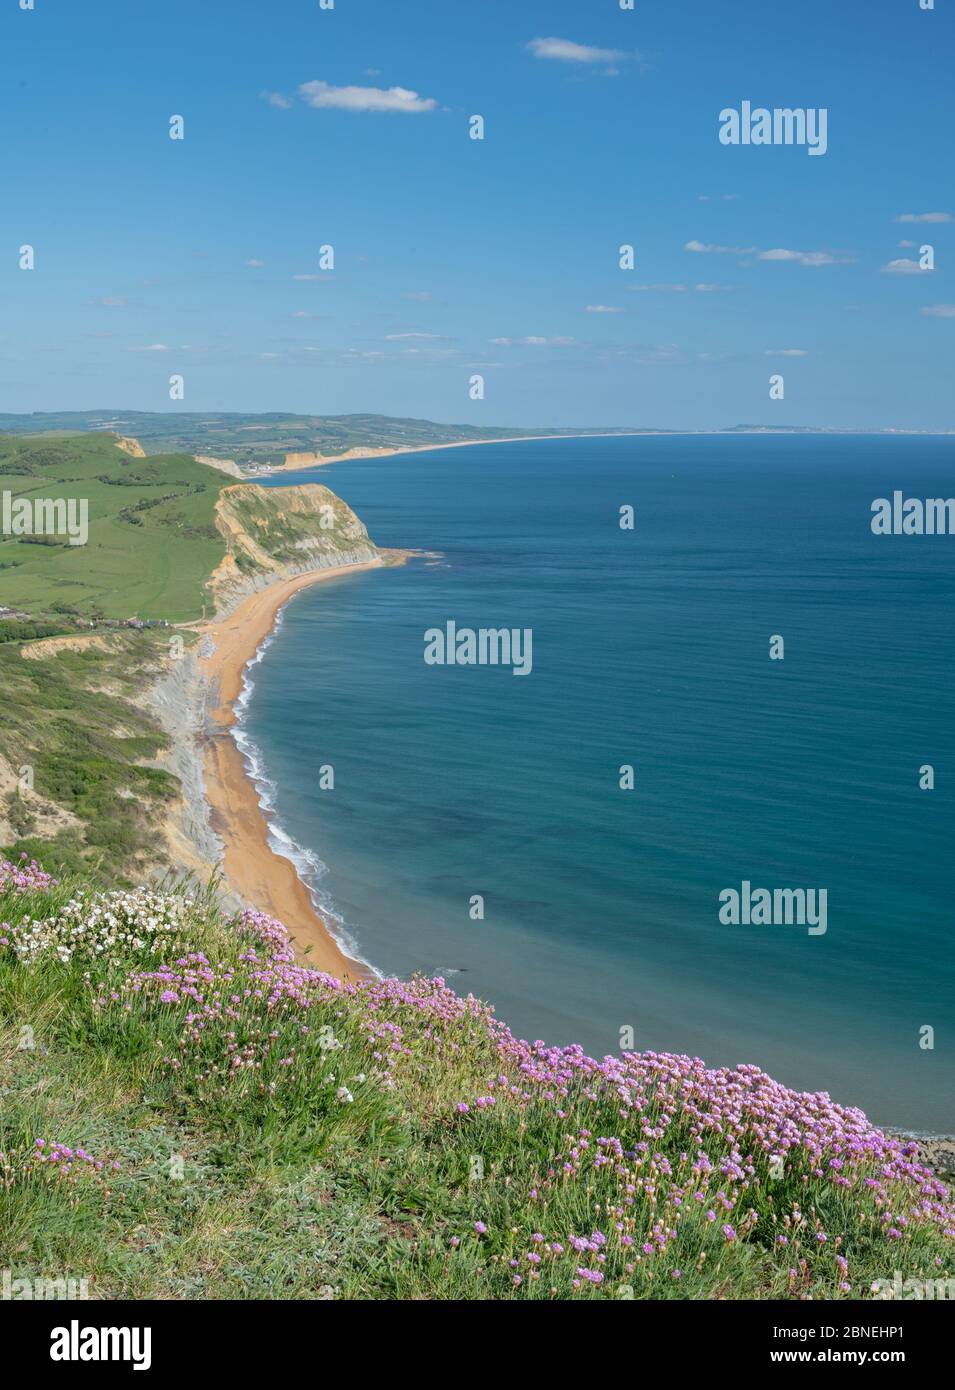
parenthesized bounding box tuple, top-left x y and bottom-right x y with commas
(208, 482, 379, 614)
(114, 435, 146, 457)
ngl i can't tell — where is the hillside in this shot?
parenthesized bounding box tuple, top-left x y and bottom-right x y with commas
(0, 432, 382, 626)
(0, 434, 381, 884)
(0, 433, 227, 623)
(1, 864, 951, 1300)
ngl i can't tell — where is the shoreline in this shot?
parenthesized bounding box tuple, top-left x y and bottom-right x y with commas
(196, 557, 402, 983)
(118, 542, 955, 1157)
(275, 431, 698, 473)
(271, 428, 955, 475)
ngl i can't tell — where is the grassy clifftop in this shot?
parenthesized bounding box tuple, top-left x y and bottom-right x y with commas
(1, 862, 952, 1300)
(0, 433, 227, 623)
(0, 433, 378, 623)
(0, 434, 380, 883)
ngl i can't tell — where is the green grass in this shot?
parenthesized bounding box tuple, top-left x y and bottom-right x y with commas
(0, 433, 226, 621)
(1, 875, 951, 1301)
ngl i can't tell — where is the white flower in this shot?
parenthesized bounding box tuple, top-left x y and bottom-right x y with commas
(7, 889, 193, 967)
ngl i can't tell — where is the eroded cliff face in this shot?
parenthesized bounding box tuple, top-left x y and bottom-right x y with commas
(114, 435, 146, 457)
(283, 451, 324, 468)
(208, 482, 379, 613)
(282, 446, 399, 469)
(195, 453, 243, 478)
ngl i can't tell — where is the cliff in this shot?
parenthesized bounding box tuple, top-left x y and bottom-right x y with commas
(113, 434, 146, 457)
(194, 452, 243, 478)
(208, 481, 379, 612)
(282, 445, 402, 469)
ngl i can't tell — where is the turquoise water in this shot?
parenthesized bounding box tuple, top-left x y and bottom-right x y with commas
(247, 435, 955, 1131)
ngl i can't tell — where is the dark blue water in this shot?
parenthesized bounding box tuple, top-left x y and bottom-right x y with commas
(246, 435, 955, 1131)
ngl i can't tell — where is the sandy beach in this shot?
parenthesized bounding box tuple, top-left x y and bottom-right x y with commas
(274, 431, 666, 473)
(198, 559, 392, 982)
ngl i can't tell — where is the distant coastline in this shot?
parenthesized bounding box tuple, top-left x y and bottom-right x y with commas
(275, 431, 685, 472)
(2, 412, 951, 485)
(273, 427, 955, 475)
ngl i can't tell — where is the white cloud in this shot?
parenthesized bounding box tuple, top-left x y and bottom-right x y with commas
(292, 273, 332, 281)
(628, 283, 688, 293)
(130, 343, 168, 352)
(685, 240, 756, 256)
(88, 295, 127, 307)
(491, 335, 576, 346)
(898, 239, 916, 248)
(585, 304, 623, 313)
(921, 304, 955, 317)
(384, 332, 448, 340)
(685, 240, 850, 267)
(298, 80, 437, 113)
(399, 345, 456, 355)
(881, 258, 929, 275)
(765, 348, 809, 357)
(526, 37, 628, 64)
(758, 248, 845, 266)
(246, 258, 265, 268)
(694, 283, 734, 293)
(895, 212, 952, 224)
(262, 91, 292, 109)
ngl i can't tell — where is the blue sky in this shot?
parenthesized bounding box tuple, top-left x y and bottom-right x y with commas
(1, 0, 952, 429)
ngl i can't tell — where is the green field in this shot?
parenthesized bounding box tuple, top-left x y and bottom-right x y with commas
(0, 433, 227, 622)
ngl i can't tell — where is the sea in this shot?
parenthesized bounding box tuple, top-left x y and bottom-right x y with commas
(235, 434, 955, 1132)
